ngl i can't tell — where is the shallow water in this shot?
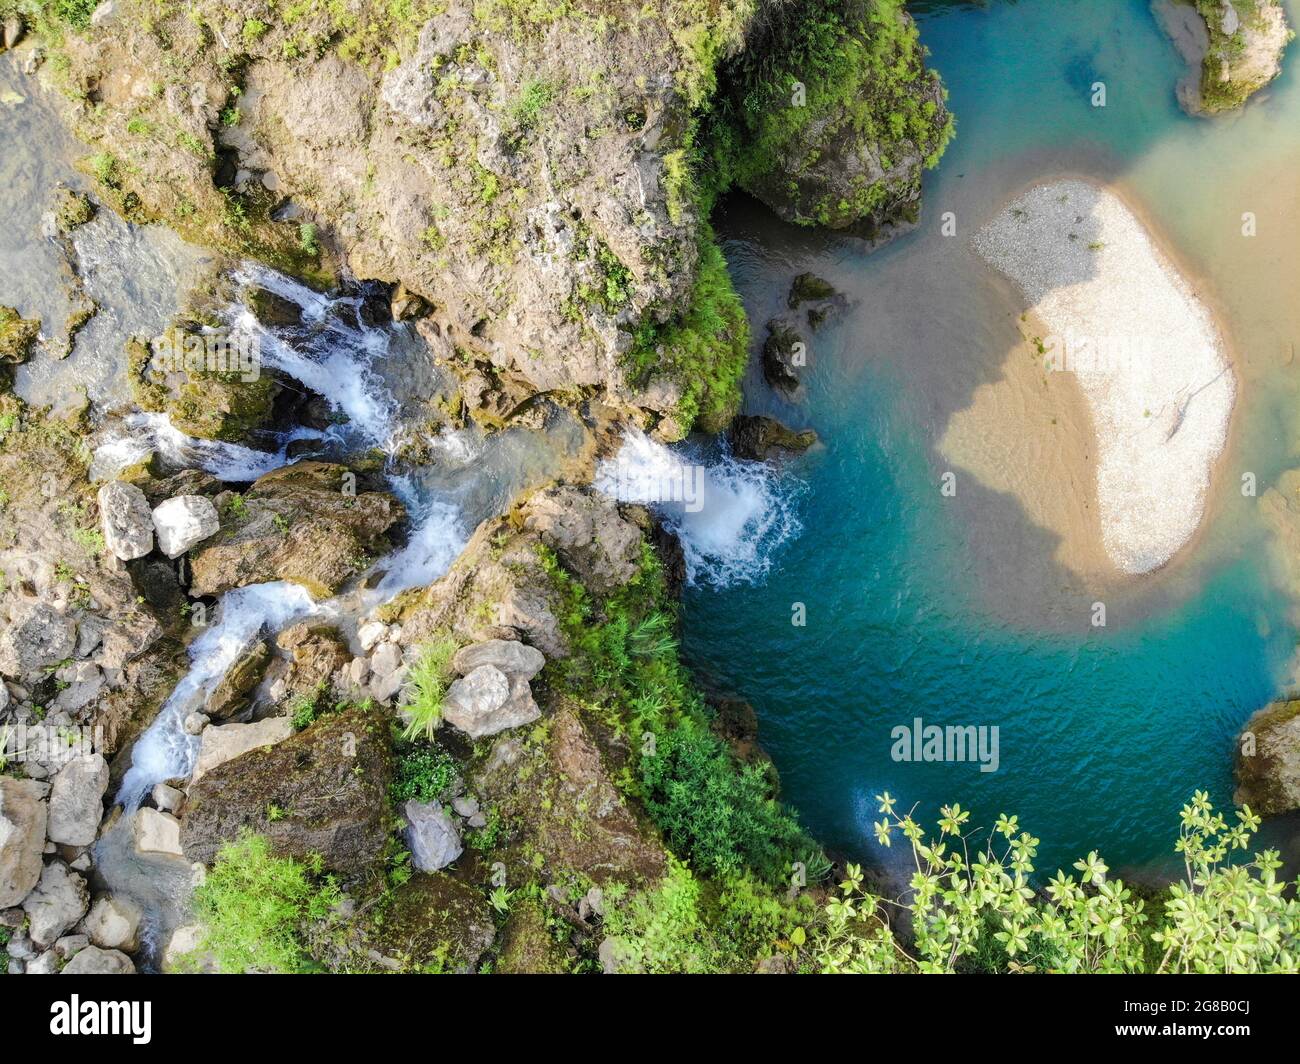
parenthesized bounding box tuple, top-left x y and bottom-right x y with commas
(0, 52, 210, 414)
(682, 0, 1300, 875)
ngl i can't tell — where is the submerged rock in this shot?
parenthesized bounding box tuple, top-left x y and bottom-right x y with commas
(727, 415, 818, 461)
(761, 319, 806, 394)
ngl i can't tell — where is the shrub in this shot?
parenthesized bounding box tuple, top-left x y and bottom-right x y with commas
(188, 832, 340, 973)
(390, 740, 458, 805)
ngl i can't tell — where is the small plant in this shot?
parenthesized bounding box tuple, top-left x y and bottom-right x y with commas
(390, 741, 458, 804)
(488, 884, 515, 915)
(400, 638, 458, 741)
(241, 18, 269, 44)
(188, 831, 340, 973)
(298, 223, 319, 257)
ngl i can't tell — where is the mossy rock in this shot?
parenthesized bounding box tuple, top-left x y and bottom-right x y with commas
(168, 373, 278, 443)
(180, 702, 395, 879)
(0, 306, 40, 364)
(366, 872, 496, 974)
(1234, 699, 1300, 816)
(496, 895, 578, 974)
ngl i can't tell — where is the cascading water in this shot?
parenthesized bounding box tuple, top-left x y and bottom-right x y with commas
(116, 582, 325, 809)
(595, 428, 803, 587)
(111, 265, 467, 805)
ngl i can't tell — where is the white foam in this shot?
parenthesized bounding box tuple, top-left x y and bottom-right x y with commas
(596, 428, 802, 587)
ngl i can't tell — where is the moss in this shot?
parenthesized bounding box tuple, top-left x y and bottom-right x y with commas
(167, 371, 277, 443)
(0, 306, 40, 364)
(627, 225, 749, 435)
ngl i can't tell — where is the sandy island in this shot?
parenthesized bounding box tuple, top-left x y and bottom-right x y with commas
(950, 178, 1234, 577)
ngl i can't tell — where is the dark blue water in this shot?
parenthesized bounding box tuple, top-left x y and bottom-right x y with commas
(683, 0, 1300, 876)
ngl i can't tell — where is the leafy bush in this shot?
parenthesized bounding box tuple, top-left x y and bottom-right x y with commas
(814, 792, 1300, 974)
(188, 832, 340, 973)
(639, 724, 806, 881)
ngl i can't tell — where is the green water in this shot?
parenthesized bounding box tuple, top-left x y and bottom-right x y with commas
(685, 0, 1300, 877)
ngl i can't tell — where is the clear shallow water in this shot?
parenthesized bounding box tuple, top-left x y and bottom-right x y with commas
(682, 0, 1300, 876)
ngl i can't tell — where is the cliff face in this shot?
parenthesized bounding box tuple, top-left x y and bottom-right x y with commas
(47, 0, 950, 437)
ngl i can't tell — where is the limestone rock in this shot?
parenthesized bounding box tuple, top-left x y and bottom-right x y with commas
(451, 639, 545, 681)
(46, 754, 108, 847)
(151, 495, 220, 558)
(85, 894, 143, 952)
(190, 716, 293, 783)
(442, 664, 540, 739)
(22, 862, 89, 948)
(0, 603, 76, 680)
(402, 801, 462, 872)
(133, 808, 183, 856)
(97, 481, 155, 561)
(0, 777, 47, 907)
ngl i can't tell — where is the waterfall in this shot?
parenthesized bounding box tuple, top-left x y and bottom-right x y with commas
(595, 428, 802, 587)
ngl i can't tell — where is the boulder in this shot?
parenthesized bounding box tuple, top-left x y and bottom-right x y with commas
(0, 777, 47, 907)
(62, 945, 135, 974)
(161, 923, 214, 973)
(190, 716, 293, 783)
(522, 486, 641, 593)
(451, 639, 545, 681)
(181, 704, 394, 877)
(46, 754, 108, 846)
(402, 801, 462, 872)
(473, 708, 667, 887)
(151, 495, 220, 558)
(787, 272, 837, 309)
(50, 661, 104, 715)
(151, 783, 184, 813)
(363, 871, 494, 973)
(1235, 699, 1300, 815)
(0, 603, 76, 680)
(727, 415, 818, 461)
(133, 808, 183, 856)
(0, 305, 40, 364)
(85, 895, 143, 952)
(22, 862, 88, 948)
(188, 463, 403, 599)
(442, 664, 540, 739)
(203, 640, 270, 719)
(97, 481, 155, 561)
(761, 318, 804, 394)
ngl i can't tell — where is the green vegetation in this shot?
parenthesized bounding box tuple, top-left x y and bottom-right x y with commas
(0, 306, 40, 364)
(703, 0, 953, 227)
(390, 738, 458, 805)
(542, 543, 815, 884)
(188, 832, 341, 973)
(400, 637, 458, 740)
(813, 792, 1300, 973)
(627, 226, 749, 434)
